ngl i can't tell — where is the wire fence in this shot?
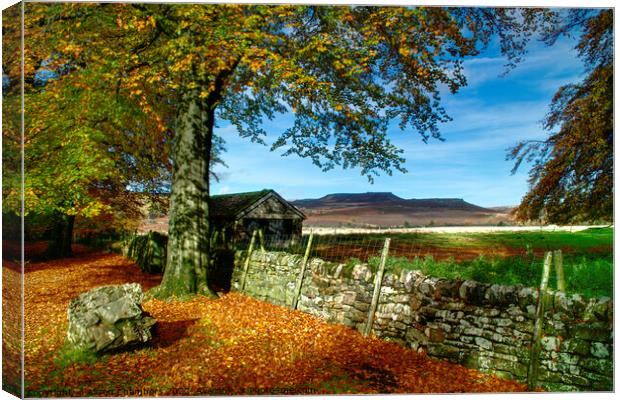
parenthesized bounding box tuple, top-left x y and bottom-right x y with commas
(229, 231, 442, 265)
(229, 229, 547, 266)
(117, 228, 606, 297)
(228, 230, 548, 284)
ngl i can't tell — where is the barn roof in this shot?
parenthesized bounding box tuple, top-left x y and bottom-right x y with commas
(209, 189, 305, 220)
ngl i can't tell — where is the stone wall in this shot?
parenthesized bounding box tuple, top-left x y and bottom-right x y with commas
(232, 251, 613, 392)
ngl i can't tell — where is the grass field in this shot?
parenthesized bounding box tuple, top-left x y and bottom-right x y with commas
(393, 226, 612, 251)
(308, 227, 613, 298)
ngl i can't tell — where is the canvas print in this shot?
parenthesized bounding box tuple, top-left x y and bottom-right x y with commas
(1, 0, 614, 397)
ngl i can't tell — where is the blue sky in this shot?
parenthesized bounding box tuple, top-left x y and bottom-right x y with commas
(212, 15, 586, 207)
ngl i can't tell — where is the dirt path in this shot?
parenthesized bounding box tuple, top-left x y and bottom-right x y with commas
(10, 249, 531, 396)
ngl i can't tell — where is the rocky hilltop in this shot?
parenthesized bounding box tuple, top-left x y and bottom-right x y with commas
(291, 192, 512, 227)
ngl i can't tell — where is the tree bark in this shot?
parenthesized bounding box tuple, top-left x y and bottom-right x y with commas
(46, 212, 75, 258)
(152, 89, 217, 298)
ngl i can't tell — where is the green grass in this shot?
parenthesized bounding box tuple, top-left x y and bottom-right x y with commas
(259, 228, 613, 297)
(345, 228, 613, 299)
(367, 252, 612, 299)
(53, 343, 99, 369)
(452, 227, 613, 252)
(311, 372, 364, 394)
(340, 227, 613, 254)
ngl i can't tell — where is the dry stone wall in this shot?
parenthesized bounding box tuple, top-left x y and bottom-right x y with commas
(232, 251, 613, 392)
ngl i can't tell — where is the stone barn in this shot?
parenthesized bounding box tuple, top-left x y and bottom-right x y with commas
(209, 189, 305, 244)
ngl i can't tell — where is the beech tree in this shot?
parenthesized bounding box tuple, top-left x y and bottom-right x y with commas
(509, 9, 613, 224)
(2, 3, 172, 257)
(5, 3, 555, 297)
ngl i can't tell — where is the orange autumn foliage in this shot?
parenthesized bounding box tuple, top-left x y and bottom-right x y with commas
(6, 244, 533, 396)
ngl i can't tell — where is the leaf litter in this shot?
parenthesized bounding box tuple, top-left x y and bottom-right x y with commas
(9, 247, 531, 396)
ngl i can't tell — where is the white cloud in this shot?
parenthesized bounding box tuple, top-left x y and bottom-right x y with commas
(209, 31, 586, 207)
(460, 38, 584, 90)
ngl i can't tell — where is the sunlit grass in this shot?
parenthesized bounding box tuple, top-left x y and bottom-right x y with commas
(367, 252, 612, 298)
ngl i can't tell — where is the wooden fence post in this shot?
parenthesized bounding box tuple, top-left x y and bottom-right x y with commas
(210, 229, 219, 248)
(363, 238, 391, 337)
(553, 249, 565, 292)
(240, 230, 257, 292)
(291, 232, 314, 310)
(527, 251, 553, 391)
(258, 229, 265, 251)
(232, 221, 239, 246)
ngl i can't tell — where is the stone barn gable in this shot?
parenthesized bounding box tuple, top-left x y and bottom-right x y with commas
(209, 189, 305, 241)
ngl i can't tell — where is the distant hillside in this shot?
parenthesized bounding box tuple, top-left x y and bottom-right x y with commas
(293, 192, 402, 207)
(291, 192, 513, 227)
(487, 206, 516, 214)
(292, 192, 493, 212)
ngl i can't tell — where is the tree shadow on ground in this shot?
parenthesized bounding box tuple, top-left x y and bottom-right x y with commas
(23, 251, 162, 288)
(151, 319, 199, 349)
(4, 240, 95, 264)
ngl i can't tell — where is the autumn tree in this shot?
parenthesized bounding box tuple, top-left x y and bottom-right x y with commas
(509, 9, 613, 224)
(8, 4, 555, 296)
(2, 3, 172, 257)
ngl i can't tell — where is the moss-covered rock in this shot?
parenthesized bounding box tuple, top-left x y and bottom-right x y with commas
(67, 283, 156, 353)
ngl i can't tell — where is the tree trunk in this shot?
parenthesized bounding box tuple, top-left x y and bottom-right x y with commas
(46, 213, 75, 258)
(151, 89, 217, 299)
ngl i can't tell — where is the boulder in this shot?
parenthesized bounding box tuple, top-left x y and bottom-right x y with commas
(67, 283, 156, 353)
